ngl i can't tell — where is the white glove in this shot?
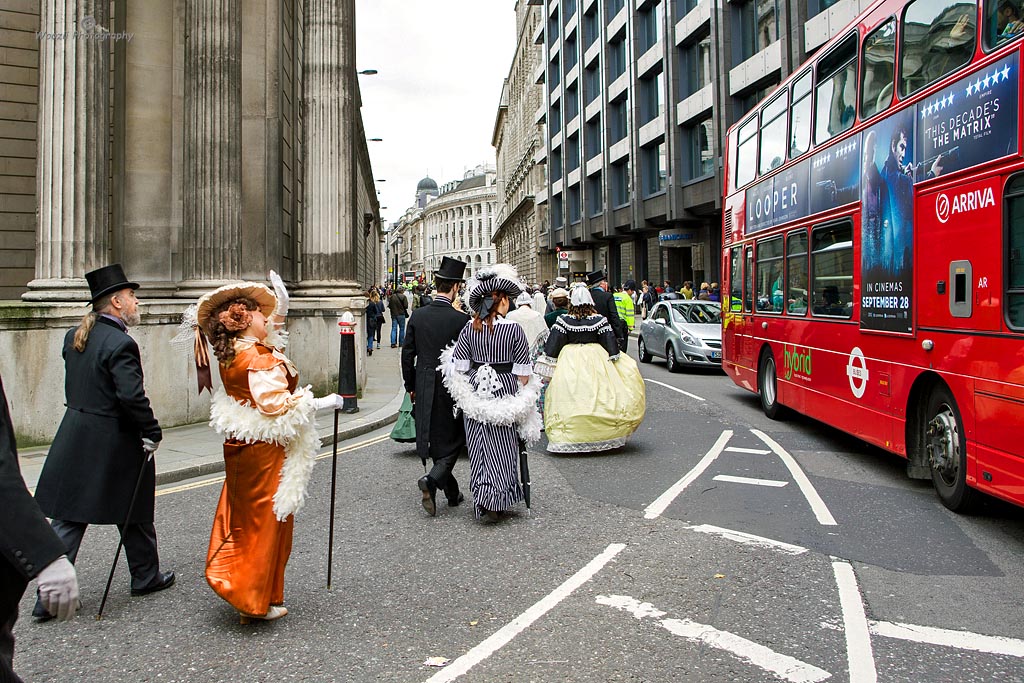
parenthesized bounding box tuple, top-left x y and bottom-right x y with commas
(312, 394, 344, 411)
(269, 270, 289, 320)
(142, 437, 159, 454)
(37, 556, 80, 621)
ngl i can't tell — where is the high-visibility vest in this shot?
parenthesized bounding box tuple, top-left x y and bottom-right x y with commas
(613, 291, 635, 330)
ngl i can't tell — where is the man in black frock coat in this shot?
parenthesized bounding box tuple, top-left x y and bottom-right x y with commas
(1, 374, 81, 681)
(32, 264, 174, 619)
(401, 257, 469, 516)
(586, 269, 628, 351)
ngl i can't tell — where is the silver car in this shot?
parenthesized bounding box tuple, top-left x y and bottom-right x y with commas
(637, 300, 723, 371)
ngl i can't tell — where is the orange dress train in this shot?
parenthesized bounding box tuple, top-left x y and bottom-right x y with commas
(205, 342, 300, 616)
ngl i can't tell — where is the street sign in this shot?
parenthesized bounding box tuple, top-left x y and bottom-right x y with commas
(558, 250, 571, 270)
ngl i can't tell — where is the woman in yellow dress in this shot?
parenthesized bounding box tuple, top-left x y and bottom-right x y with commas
(193, 277, 342, 623)
(539, 284, 645, 453)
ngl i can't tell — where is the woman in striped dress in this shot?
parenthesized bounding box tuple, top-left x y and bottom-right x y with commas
(441, 267, 543, 522)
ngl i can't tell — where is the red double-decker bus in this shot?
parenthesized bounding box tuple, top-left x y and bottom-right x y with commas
(722, 0, 1024, 511)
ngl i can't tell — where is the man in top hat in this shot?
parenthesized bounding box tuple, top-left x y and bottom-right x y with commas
(586, 269, 628, 351)
(401, 256, 470, 516)
(32, 264, 174, 619)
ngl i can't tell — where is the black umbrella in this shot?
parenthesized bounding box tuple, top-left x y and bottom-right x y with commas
(519, 439, 531, 510)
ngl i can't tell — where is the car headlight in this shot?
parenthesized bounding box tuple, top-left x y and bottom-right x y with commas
(680, 334, 696, 346)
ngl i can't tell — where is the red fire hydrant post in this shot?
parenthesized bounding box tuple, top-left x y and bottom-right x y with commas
(337, 313, 359, 414)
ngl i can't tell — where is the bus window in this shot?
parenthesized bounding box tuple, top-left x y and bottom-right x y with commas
(730, 247, 743, 312)
(790, 70, 812, 158)
(811, 221, 854, 318)
(1005, 174, 1024, 328)
(744, 246, 754, 313)
(814, 33, 858, 145)
(736, 117, 758, 189)
(786, 230, 809, 315)
(987, 0, 1024, 48)
(759, 92, 789, 175)
(900, 0, 976, 96)
(861, 19, 896, 120)
(756, 237, 785, 313)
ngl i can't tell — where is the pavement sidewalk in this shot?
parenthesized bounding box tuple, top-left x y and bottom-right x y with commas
(18, 341, 406, 491)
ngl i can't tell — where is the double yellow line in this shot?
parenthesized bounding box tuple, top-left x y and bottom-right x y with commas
(156, 433, 392, 497)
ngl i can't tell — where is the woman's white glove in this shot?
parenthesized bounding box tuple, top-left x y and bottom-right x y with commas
(269, 270, 289, 320)
(312, 393, 344, 411)
(37, 556, 80, 621)
(141, 437, 159, 454)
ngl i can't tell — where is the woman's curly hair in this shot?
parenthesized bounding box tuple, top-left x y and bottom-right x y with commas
(208, 297, 258, 365)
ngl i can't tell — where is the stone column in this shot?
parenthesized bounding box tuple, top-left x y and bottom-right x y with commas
(24, 1, 111, 301)
(297, 0, 360, 295)
(178, 0, 241, 291)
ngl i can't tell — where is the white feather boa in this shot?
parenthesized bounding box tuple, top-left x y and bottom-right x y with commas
(209, 387, 318, 521)
(439, 343, 543, 446)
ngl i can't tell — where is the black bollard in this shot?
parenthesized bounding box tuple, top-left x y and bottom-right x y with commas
(337, 314, 359, 414)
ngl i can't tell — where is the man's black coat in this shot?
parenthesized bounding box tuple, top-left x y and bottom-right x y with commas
(400, 298, 469, 463)
(34, 317, 162, 525)
(590, 286, 628, 349)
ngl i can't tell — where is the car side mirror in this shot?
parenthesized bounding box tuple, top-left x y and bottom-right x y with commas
(654, 318, 666, 325)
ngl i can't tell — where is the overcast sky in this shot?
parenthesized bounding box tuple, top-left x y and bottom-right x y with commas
(355, 1, 517, 228)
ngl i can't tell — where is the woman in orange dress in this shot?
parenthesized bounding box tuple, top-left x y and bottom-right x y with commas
(195, 279, 342, 623)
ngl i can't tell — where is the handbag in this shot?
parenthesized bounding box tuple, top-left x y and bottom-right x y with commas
(390, 393, 416, 443)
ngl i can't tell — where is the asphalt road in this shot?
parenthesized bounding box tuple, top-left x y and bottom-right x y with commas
(13, 348, 1024, 682)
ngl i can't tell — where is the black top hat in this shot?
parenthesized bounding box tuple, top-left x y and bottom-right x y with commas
(585, 269, 607, 287)
(434, 256, 467, 281)
(85, 263, 140, 303)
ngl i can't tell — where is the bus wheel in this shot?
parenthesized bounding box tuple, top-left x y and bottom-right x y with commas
(666, 345, 680, 373)
(925, 386, 976, 512)
(758, 349, 785, 420)
(637, 337, 652, 363)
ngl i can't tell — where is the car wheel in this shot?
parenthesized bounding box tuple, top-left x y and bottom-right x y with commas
(666, 345, 680, 373)
(925, 385, 976, 512)
(637, 337, 652, 363)
(758, 348, 786, 420)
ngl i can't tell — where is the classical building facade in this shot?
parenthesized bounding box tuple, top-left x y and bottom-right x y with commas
(492, 0, 551, 287)
(0, 0, 382, 441)
(535, 0, 856, 287)
(390, 167, 498, 282)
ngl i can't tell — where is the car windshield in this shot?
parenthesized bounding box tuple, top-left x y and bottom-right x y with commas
(670, 303, 721, 324)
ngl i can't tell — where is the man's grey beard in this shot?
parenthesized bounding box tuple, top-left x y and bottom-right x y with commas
(123, 310, 141, 328)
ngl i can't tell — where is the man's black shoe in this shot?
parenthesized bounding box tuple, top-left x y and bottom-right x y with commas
(418, 476, 437, 516)
(131, 570, 176, 597)
(447, 492, 465, 507)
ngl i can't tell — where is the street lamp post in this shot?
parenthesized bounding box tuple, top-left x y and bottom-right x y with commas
(395, 235, 404, 288)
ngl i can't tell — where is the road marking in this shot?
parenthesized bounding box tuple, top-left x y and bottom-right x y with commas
(156, 433, 390, 497)
(725, 446, 772, 454)
(752, 429, 837, 526)
(869, 620, 1024, 658)
(426, 543, 627, 683)
(831, 560, 877, 683)
(643, 430, 732, 519)
(686, 524, 808, 555)
(597, 595, 831, 683)
(644, 378, 705, 402)
(713, 474, 789, 487)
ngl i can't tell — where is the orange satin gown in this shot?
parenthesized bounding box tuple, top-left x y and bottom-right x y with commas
(205, 344, 296, 616)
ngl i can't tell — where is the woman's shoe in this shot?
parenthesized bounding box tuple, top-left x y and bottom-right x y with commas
(367, 348, 373, 356)
(239, 605, 288, 624)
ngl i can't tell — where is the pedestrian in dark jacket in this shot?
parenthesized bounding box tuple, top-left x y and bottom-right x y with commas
(32, 264, 174, 620)
(1, 374, 80, 681)
(365, 289, 383, 355)
(388, 288, 410, 347)
(586, 269, 628, 351)
(401, 257, 470, 515)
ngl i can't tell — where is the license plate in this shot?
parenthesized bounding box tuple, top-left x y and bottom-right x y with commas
(710, 351, 721, 359)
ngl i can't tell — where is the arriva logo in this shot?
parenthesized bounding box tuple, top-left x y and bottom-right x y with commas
(783, 345, 812, 381)
(936, 187, 995, 224)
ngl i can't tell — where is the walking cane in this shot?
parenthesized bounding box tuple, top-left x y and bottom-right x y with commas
(96, 449, 154, 620)
(328, 314, 359, 589)
(327, 407, 339, 589)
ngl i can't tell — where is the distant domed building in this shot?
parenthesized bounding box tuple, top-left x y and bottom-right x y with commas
(415, 175, 439, 208)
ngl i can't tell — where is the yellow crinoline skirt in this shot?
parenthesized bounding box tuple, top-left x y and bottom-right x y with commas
(544, 343, 646, 453)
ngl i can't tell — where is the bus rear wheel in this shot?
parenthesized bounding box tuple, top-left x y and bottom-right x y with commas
(925, 385, 976, 512)
(758, 349, 785, 420)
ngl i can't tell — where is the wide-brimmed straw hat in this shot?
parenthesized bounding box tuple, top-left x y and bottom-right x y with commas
(196, 282, 277, 333)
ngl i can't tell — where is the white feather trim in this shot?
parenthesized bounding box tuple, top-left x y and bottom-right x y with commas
(209, 387, 318, 520)
(439, 343, 543, 446)
(264, 324, 289, 351)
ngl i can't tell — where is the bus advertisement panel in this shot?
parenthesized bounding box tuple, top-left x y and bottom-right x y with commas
(860, 108, 916, 333)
